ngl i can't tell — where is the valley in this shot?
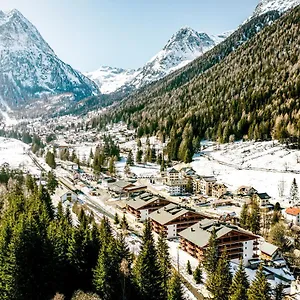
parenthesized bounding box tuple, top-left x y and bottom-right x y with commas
(0, 0, 300, 299)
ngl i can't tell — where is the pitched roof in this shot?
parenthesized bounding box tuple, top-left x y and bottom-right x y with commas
(260, 241, 278, 257)
(149, 203, 192, 225)
(127, 195, 166, 210)
(201, 176, 217, 183)
(256, 192, 271, 199)
(285, 207, 300, 216)
(179, 219, 257, 249)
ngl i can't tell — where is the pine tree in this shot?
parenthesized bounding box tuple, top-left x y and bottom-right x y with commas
(89, 148, 94, 159)
(133, 219, 163, 300)
(151, 148, 157, 163)
(126, 150, 134, 166)
(47, 171, 58, 195)
(157, 231, 171, 295)
(193, 265, 203, 284)
(114, 213, 120, 225)
(248, 199, 260, 234)
(229, 260, 249, 300)
(137, 139, 142, 148)
(186, 260, 192, 275)
(274, 283, 285, 300)
(240, 204, 248, 229)
(203, 228, 218, 274)
(290, 178, 299, 205)
(46, 151, 56, 169)
(93, 241, 120, 300)
(136, 149, 143, 164)
(160, 157, 166, 172)
(167, 271, 184, 300)
(209, 249, 232, 299)
(248, 265, 271, 300)
(185, 178, 193, 193)
(120, 214, 129, 232)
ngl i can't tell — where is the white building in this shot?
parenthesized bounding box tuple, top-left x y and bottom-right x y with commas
(284, 207, 300, 226)
(58, 188, 78, 203)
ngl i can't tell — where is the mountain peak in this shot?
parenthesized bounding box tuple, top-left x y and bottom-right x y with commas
(7, 8, 23, 16)
(250, 0, 300, 18)
(0, 9, 99, 106)
(163, 26, 212, 52)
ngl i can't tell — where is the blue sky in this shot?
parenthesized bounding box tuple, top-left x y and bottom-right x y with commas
(1, 0, 259, 71)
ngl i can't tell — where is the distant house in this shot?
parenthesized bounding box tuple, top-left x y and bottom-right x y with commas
(107, 180, 135, 195)
(180, 167, 196, 177)
(212, 183, 228, 198)
(198, 176, 217, 196)
(126, 192, 170, 221)
(237, 186, 258, 197)
(164, 168, 188, 196)
(179, 219, 259, 264)
(260, 241, 282, 261)
(165, 179, 188, 196)
(101, 177, 116, 189)
(253, 193, 271, 207)
(58, 188, 78, 203)
(149, 203, 207, 239)
(284, 207, 300, 226)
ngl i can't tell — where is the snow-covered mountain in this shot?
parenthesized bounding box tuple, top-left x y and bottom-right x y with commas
(87, 27, 229, 94)
(85, 66, 138, 94)
(250, 0, 299, 18)
(129, 27, 218, 89)
(0, 9, 99, 107)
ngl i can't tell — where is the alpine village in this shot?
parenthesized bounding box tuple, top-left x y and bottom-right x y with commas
(0, 1, 300, 300)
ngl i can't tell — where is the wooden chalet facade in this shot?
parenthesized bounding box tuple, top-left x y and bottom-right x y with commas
(179, 219, 259, 264)
(149, 203, 208, 239)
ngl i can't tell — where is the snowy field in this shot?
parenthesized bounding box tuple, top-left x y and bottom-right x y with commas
(116, 157, 160, 178)
(0, 137, 40, 175)
(191, 141, 300, 207)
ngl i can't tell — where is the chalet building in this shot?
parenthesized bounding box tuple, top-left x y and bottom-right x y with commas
(179, 219, 259, 264)
(212, 183, 228, 198)
(164, 168, 188, 196)
(126, 192, 170, 221)
(253, 192, 271, 207)
(107, 180, 135, 195)
(165, 179, 188, 196)
(193, 176, 217, 196)
(260, 241, 282, 261)
(57, 188, 78, 203)
(284, 207, 300, 226)
(180, 167, 197, 177)
(237, 186, 258, 196)
(149, 203, 207, 239)
(167, 168, 180, 181)
(123, 185, 147, 195)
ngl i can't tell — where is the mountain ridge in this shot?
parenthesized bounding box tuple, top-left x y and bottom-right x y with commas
(85, 27, 229, 94)
(0, 9, 99, 107)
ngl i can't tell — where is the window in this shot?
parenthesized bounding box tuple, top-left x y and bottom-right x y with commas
(245, 242, 247, 244)
(245, 247, 247, 250)
(244, 254, 247, 257)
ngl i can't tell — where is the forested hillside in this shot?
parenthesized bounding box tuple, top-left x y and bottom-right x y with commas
(0, 169, 184, 300)
(94, 6, 300, 162)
